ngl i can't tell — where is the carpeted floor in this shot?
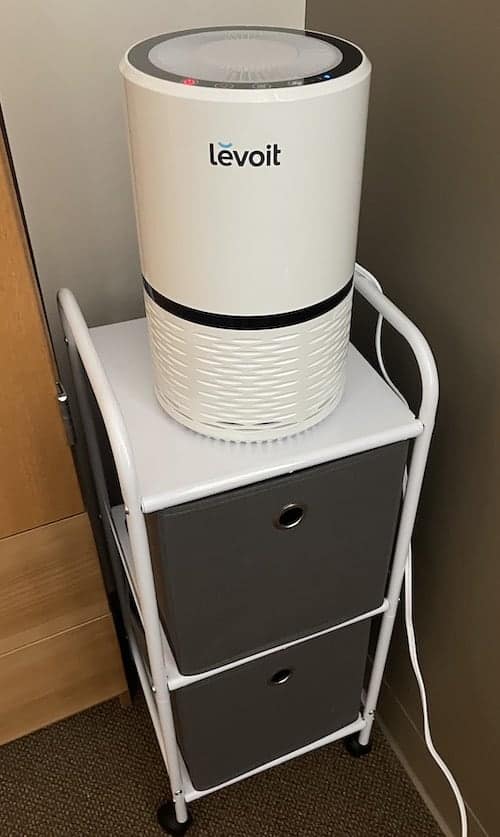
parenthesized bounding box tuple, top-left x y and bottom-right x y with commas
(0, 696, 442, 837)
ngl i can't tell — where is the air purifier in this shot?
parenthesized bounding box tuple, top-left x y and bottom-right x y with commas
(120, 27, 371, 441)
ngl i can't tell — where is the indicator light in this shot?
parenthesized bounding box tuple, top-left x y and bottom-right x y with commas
(183, 78, 197, 85)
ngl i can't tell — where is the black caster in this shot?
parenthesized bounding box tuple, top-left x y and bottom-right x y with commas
(157, 800, 193, 835)
(344, 732, 373, 758)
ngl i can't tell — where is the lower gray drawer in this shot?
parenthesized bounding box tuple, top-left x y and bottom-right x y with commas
(172, 620, 370, 790)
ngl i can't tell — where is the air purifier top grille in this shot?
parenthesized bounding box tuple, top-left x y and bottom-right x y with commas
(127, 27, 363, 89)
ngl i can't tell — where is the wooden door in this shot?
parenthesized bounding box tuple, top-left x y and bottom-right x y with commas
(0, 122, 127, 744)
(0, 128, 82, 538)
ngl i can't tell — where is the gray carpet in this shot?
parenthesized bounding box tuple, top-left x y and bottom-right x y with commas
(0, 696, 442, 836)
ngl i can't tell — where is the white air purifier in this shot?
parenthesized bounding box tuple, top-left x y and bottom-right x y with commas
(120, 27, 371, 441)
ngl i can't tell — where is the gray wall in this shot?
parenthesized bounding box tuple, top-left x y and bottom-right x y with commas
(0, 1, 305, 364)
(307, 3, 500, 836)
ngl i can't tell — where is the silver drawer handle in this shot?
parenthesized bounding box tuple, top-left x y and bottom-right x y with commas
(269, 668, 294, 686)
(274, 503, 306, 530)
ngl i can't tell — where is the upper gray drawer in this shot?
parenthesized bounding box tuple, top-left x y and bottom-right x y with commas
(147, 441, 407, 674)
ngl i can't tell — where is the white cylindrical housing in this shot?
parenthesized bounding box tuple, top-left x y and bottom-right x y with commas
(121, 27, 371, 441)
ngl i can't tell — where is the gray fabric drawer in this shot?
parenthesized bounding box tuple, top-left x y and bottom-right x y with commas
(172, 619, 370, 790)
(147, 441, 407, 674)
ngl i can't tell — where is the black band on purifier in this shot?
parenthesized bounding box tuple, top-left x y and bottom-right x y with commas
(143, 276, 353, 330)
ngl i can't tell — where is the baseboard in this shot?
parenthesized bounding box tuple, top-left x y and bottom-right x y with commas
(378, 680, 489, 837)
(377, 709, 454, 837)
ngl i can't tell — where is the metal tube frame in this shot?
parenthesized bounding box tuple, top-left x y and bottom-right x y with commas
(352, 271, 438, 744)
(58, 290, 189, 824)
(57, 267, 438, 811)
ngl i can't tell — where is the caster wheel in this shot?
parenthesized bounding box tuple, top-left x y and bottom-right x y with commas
(344, 733, 373, 758)
(157, 800, 193, 835)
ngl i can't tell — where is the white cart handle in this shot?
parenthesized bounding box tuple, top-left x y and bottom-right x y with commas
(353, 267, 438, 428)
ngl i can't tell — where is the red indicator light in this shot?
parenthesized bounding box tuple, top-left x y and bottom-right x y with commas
(183, 78, 196, 85)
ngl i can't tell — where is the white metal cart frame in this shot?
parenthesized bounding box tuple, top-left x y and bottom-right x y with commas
(58, 268, 438, 832)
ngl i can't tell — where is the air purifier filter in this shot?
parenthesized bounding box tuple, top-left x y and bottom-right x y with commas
(121, 27, 371, 441)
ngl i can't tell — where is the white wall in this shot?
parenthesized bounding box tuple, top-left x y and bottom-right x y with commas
(0, 1, 305, 360)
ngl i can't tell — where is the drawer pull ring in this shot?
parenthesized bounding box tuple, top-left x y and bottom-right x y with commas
(269, 668, 294, 686)
(275, 503, 305, 529)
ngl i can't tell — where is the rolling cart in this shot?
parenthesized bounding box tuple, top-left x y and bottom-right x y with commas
(58, 268, 438, 834)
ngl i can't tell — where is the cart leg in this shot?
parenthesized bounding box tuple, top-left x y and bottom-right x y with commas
(345, 425, 435, 757)
(344, 592, 399, 756)
(157, 799, 193, 835)
(344, 602, 399, 756)
(344, 731, 373, 757)
(358, 602, 399, 749)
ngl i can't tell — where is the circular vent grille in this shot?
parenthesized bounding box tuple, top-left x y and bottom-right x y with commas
(148, 28, 343, 85)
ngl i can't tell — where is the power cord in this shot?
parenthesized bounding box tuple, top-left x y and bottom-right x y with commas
(355, 263, 468, 837)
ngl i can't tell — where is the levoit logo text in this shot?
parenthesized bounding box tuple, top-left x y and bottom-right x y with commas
(209, 141, 282, 167)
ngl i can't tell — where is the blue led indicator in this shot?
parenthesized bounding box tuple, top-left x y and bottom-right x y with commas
(323, 73, 332, 79)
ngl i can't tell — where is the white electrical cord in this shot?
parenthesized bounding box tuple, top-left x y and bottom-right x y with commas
(355, 263, 468, 837)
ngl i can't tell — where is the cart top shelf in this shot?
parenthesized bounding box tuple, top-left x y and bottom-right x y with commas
(90, 317, 421, 513)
